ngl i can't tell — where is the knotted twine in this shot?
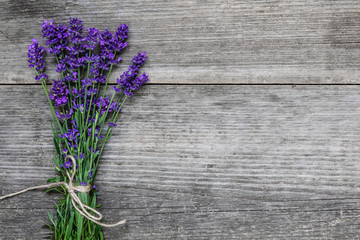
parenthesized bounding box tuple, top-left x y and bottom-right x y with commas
(0, 155, 126, 227)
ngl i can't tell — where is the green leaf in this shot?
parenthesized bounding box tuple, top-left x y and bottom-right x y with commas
(46, 177, 60, 183)
(51, 156, 59, 167)
(54, 136, 61, 156)
(92, 151, 100, 160)
(45, 223, 54, 231)
(50, 121, 57, 137)
(75, 110, 81, 129)
(56, 205, 64, 220)
(86, 138, 90, 154)
(97, 113, 107, 125)
(47, 212, 55, 226)
(76, 209, 84, 240)
(65, 210, 75, 239)
(91, 193, 96, 209)
(94, 224, 102, 239)
(94, 112, 99, 124)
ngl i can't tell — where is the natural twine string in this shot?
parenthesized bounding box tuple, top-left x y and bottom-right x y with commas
(0, 155, 126, 227)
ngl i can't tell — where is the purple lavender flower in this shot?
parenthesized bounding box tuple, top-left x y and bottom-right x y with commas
(113, 24, 129, 53)
(28, 39, 48, 81)
(81, 78, 92, 87)
(42, 20, 69, 55)
(63, 71, 78, 82)
(84, 27, 100, 50)
(67, 141, 78, 151)
(112, 85, 121, 93)
(71, 88, 85, 99)
(90, 55, 101, 75)
(117, 65, 138, 88)
(89, 146, 100, 153)
(98, 28, 127, 69)
(87, 87, 98, 95)
(93, 185, 98, 191)
(35, 73, 49, 81)
(123, 89, 133, 97)
(59, 129, 80, 149)
(87, 128, 92, 136)
(80, 182, 87, 186)
(89, 171, 93, 178)
(49, 80, 70, 106)
(73, 102, 85, 113)
(99, 29, 113, 47)
(131, 72, 149, 91)
(116, 52, 148, 97)
(28, 39, 45, 71)
(64, 129, 79, 141)
(64, 160, 72, 169)
(132, 51, 147, 66)
(96, 97, 117, 115)
(68, 18, 84, 45)
(115, 24, 129, 42)
(87, 127, 103, 139)
(72, 56, 88, 69)
(96, 75, 107, 84)
(109, 122, 117, 128)
(98, 29, 115, 70)
(71, 118, 77, 128)
(56, 57, 68, 73)
(56, 109, 73, 121)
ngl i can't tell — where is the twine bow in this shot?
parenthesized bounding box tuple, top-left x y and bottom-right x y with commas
(0, 155, 126, 227)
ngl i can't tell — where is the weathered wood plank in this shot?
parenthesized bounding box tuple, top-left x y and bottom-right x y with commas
(1, 85, 360, 239)
(1, 0, 359, 84)
(2, 207, 360, 240)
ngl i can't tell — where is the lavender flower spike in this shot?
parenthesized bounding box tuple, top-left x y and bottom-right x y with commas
(49, 80, 70, 106)
(116, 52, 148, 97)
(109, 122, 117, 128)
(68, 17, 84, 45)
(28, 39, 48, 81)
(42, 19, 69, 55)
(132, 51, 147, 66)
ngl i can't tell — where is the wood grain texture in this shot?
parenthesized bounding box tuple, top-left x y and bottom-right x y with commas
(1, 85, 360, 239)
(0, 0, 360, 84)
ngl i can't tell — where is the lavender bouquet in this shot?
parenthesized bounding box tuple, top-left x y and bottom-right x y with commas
(27, 18, 148, 239)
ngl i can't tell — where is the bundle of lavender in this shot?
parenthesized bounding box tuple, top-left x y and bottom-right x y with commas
(27, 18, 148, 239)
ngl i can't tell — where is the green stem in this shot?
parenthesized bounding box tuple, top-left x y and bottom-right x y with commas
(77, 67, 81, 105)
(98, 92, 115, 135)
(101, 64, 113, 99)
(34, 70, 71, 153)
(82, 83, 96, 142)
(97, 64, 114, 120)
(41, 80, 71, 151)
(99, 92, 125, 149)
(93, 95, 128, 174)
(67, 81, 72, 110)
(81, 51, 92, 136)
(55, 55, 64, 79)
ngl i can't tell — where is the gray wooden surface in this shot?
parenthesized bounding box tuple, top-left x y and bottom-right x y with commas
(1, 0, 360, 239)
(1, 0, 360, 84)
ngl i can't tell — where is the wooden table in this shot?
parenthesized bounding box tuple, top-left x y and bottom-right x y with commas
(1, 1, 360, 239)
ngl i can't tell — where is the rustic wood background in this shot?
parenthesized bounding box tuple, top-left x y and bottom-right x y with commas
(1, 0, 360, 239)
